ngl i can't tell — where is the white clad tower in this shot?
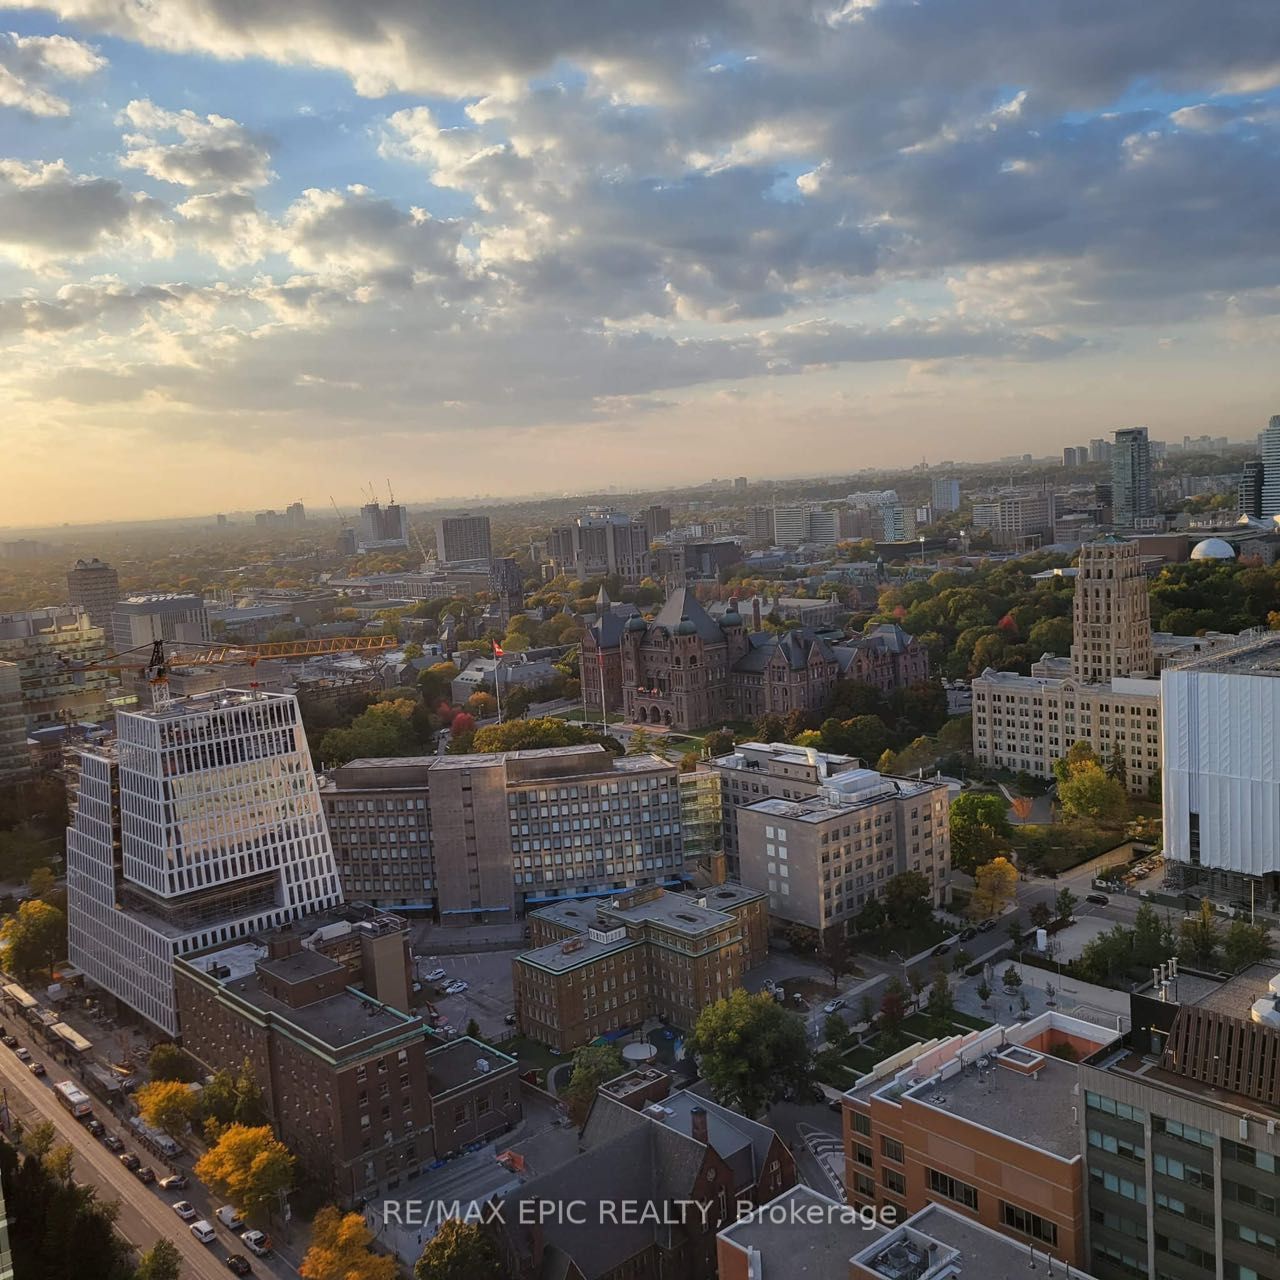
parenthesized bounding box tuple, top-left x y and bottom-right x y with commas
(67, 689, 342, 1035)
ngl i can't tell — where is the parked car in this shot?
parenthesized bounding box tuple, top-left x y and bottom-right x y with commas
(118, 1152, 141, 1172)
(85, 1119, 105, 1138)
(1085, 893, 1110, 906)
(241, 1230, 272, 1257)
(425, 968, 447, 982)
(173, 1201, 197, 1221)
(0, 1035, 16, 1049)
(103, 1135, 125, 1153)
(978, 918, 999, 932)
(135, 1166, 156, 1184)
(445, 980, 469, 995)
(216, 1206, 246, 1231)
(959, 926, 978, 942)
(27, 1061, 45, 1077)
(190, 1221, 216, 1245)
(159, 1173, 188, 1191)
(931, 942, 952, 957)
(14, 1047, 31, 1062)
(822, 998, 846, 1015)
(504, 1013, 517, 1025)
(224, 1256, 252, 1276)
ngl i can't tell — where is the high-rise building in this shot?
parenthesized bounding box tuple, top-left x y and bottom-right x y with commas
(1239, 459, 1265, 518)
(641, 504, 672, 537)
(1111, 427, 1154, 528)
(110, 593, 211, 655)
(357, 501, 409, 552)
(1070, 538, 1153, 683)
(434, 513, 492, 566)
(880, 503, 916, 543)
(770, 505, 811, 547)
(733, 476, 748, 491)
(1260, 414, 1280, 517)
(66, 558, 120, 630)
(66, 689, 343, 1034)
(931, 477, 961, 513)
(1064, 446, 1085, 466)
(547, 511, 652, 583)
(285, 501, 306, 526)
(745, 506, 775, 545)
(806, 508, 839, 546)
(0, 607, 112, 726)
(0, 662, 27, 783)
(1089, 437, 1113, 464)
(970, 491, 1055, 547)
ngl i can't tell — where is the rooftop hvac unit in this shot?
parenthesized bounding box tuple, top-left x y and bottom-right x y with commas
(476, 1058, 491, 1074)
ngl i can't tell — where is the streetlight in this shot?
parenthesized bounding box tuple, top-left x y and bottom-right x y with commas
(919, 536, 926, 565)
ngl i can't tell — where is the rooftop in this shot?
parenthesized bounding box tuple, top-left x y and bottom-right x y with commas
(1168, 628, 1280, 676)
(517, 932, 639, 973)
(745, 772, 944, 824)
(601, 890, 736, 936)
(125, 687, 292, 722)
(1187, 962, 1278, 1018)
(424, 1036, 517, 1095)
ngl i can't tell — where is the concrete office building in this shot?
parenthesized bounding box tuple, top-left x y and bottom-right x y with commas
(971, 491, 1056, 548)
(1161, 630, 1280, 900)
(770, 505, 812, 547)
(745, 506, 775, 545)
(0, 663, 27, 783)
(0, 607, 113, 726)
(320, 745, 686, 917)
(1112, 427, 1154, 529)
(110, 593, 212, 654)
(641, 504, 672, 537)
(548, 511, 652, 584)
(434, 513, 492, 566)
(736, 766, 950, 939)
(932, 476, 961, 513)
(66, 558, 121, 629)
(514, 882, 768, 1050)
(66, 689, 343, 1035)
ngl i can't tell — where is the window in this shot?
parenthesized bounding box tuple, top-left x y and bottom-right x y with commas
(851, 1110, 871, 1137)
(881, 1136, 904, 1164)
(1153, 1116, 1214, 1148)
(855, 1143, 873, 1168)
(927, 1168, 978, 1210)
(1001, 1203, 1058, 1247)
(882, 1168, 906, 1196)
(1088, 1129, 1145, 1162)
(1085, 1092, 1145, 1124)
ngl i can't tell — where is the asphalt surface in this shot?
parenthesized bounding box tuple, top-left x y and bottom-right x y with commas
(0, 1009, 300, 1280)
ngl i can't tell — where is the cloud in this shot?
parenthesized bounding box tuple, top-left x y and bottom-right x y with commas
(119, 99, 274, 190)
(0, 30, 103, 117)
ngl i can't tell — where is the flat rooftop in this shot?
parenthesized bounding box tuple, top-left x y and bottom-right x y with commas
(517, 932, 638, 973)
(425, 1036, 517, 1095)
(1188, 963, 1278, 1017)
(1170, 630, 1280, 676)
(127, 687, 291, 721)
(689, 883, 767, 910)
(601, 892, 735, 935)
(903, 1050, 1083, 1160)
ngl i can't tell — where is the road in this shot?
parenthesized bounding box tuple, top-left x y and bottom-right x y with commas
(0, 1010, 300, 1280)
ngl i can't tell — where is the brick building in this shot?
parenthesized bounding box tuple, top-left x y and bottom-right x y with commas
(513, 882, 767, 1051)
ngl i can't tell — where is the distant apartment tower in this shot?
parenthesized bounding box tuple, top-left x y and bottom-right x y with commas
(1239, 459, 1265, 519)
(110, 594, 212, 654)
(970, 491, 1055, 548)
(1088, 437, 1112, 464)
(548, 511, 652, 584)
(1064, 446, 1085, 466)
(285, 501, 306, 526)
(641, 504, 672, 537)
(0, 607, 112, 727)
(434, 513, 492, 566)
(357, 501, 409, 552)
(66, 558, 120, 630)
(745, 506, 775, 545)
(879, 503, 916, 543)
(1260, 414, 1280, 517)
(1111, 427, 1154, 528)
(733, 476, 748, 491)
(0, 662, 27, 783)
(931, 477, 961, 513)
(770, 505, 811, 547)
(66, 689, 343, 1035)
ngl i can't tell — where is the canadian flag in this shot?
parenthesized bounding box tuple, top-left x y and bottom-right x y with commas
(492, 641, 505, 657)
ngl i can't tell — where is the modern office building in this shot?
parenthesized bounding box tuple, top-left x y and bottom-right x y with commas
(769, 505, 811, 548)
(971, 491, 1056, 548)
(0, 607, 114, 726)
(736, 765, 951, 938)
(66, 558, 121, 630)
(1260, 414, 1280, 518)
(880, 503, 916, 543)
(1112, 427, 1154, 529)
(357, 501, 409, 552)
(0, 662, 27, 783)
(1161, 630, 1280, 899)
(66, 689, 343, 1035)
(320, 744, 686, 916)
(110, 593, 212, 654)
(931, 476, 961, 513)
(548, 511, 652, 584)
(514, 882, 768, 1050)
(1239, 460, 1265, 520)
(434, 513, 492, 566)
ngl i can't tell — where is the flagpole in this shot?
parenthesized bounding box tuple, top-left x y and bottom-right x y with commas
(492, 642, 504, 724)
(599, 648, 608, 735)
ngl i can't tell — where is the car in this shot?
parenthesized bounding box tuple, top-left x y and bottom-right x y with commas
(959, 926, 978, 942)
(411, 981, 423, 993)
(27, 1061, 45, 1077)
(159, 1173, 189, 1191)
(14, 1047, 31, 1062)
(135, 1166, 156, 1184)
(217, 1206, 246, 1231)
(190, 1221, 217, 1245)
(241, 1230, 272, 1257)
(118, 1152, 141, 1172)
(173, 1201, 197, 1221)
(445, 980, 469, 995)
(224, 1255, 252, 1276)
(1085, 893, 1110, 906)
(425, 968, 447, 982)
(85, 1119, 105, 1138)
(548, 1047, 562, 1057)
(103, 1135, 125, 1153)
(0, 1035, 16, 1049)
(822, 997, 846, 1014)
(931, 942, 952, 957)
(504, 1013, 517, 1025)
(978, 918, 999, 932)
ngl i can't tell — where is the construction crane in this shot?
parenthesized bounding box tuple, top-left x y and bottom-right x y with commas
(330, 494, 347, 523)
(64, 635, 398, 708)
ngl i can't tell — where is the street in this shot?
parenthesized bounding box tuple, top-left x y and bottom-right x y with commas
(0, 1011, 301, 1280)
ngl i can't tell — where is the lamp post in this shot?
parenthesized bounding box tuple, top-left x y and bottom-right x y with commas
(918, 536, 925, 565)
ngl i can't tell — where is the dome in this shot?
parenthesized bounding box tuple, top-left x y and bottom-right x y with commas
(626, 615, 648, 632)
(1190, 537, 1236, 561)
(675, 616, 698, 636)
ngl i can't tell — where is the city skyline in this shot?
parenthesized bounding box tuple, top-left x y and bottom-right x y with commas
(1, 3, 1280, 522)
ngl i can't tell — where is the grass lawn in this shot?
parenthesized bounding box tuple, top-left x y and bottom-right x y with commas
(841, 1041, 888, 1076)
(857, 918, 950, 959)
(1013, 823, 1128, 874)
(492, 1033, 565, 1076)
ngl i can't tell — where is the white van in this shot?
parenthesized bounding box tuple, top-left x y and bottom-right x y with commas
(216, 1206, 245, 1231)
(190, 1220, 216, 1244)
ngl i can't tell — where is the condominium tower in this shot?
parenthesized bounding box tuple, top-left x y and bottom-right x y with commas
(434, 513, 492, 566)
(1111, 427, 1154, 528)
(66, 689, 342, 1034)
(66, 558, 121, 630)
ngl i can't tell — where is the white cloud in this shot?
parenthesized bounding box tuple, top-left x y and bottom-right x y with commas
(0, 30, 104, 116)
(119, 99, 274, 190)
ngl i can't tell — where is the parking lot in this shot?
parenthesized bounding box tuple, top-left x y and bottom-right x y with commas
(413, 949, 519, 1041)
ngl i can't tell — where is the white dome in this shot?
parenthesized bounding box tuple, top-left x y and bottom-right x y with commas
(1190, 537, 1236, 561)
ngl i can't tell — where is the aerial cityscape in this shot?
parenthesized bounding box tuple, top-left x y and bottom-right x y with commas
(3, 3, 1280, 1280)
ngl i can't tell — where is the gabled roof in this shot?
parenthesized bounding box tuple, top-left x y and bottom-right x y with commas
(648, 588, 725, 645)
(731, 628, 836, 674)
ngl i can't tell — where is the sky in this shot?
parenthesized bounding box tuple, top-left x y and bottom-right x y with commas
(1, 1, 1279, 524)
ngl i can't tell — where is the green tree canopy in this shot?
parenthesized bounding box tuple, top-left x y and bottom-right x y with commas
(0, 897, 65, 977)
(467, 717, 623, 755)
(414, 1218, 507, 1280)
(563, 1043, 625, 1128)
(1057, 762, 1127, 826)
(949, 792, 1012, 875)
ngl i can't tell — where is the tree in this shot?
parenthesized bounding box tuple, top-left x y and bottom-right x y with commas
(415, 1218, 506, 1280)
(822, 1012, 850, 1049)
(820, 929, 853, 990)
(26, 866, 56, 901)
(301, 1205, 397, 1280)
(1029, 901, 1052, 930)
(45, 1142, 74, 1184)
(703, 728, 736, 757)
(883, 871, 933, 928)
(970, 857, 1018, 920)
(1131, 902, 1168, 969)
(976, 979, 992, 1007)
(195, 1124, 295, 1219)
(1001, 965, 1022, 991)
(878, 978, 907, 1047)
(627, 728, 655, 756)
(949, 793, 1012, 875)
(149, 1042, 199, 1082)
(417, 662, 459, 706)
(22, 1119, 56, 1160)
(1224, 918, 1273, 971)
(466, 692, 497, 718)
(465, 1017, 481, 1039)
(1053, 741, 1100, 785)
(136, 1079, 200, 1138)
(1058, 763, 1127, 826)
(468, 717, 620, 755)
(688, 989, 810, 1117)
(0, 897, 66, 976)
(925, 966, 955, 1029)
(563, 1043, 625, 1128)
(1054, 886, 1079, 922)
(137, 1239, 184, 1280)
(1179, 899, 1221, 967)
(908, 969, 926, 1012)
